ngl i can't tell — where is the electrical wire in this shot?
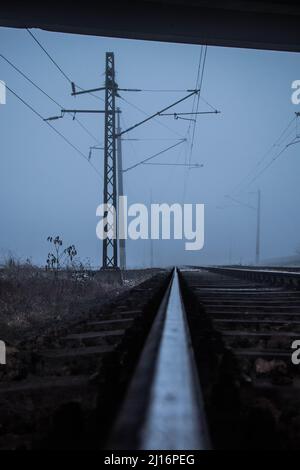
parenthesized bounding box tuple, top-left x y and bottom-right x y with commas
(189, 45, 208, 164)
(241, 143, 294, 190)
(122, 138, 184, 141)
(182, 45, 208, 201)
(26, 29, 104, 102)
(186, 47, 204, 143)
(199, 95, 219, 112)
(27, 29, 73, 83)
(118, 89, 198, 137)
(0, 53, 101, 145)
(142, 162, 202, 167)
(229, 115, 297, 196)
(123, 140, 185, 172)
(119, 95, 185, 139)
(120, 114, 139, 164)
(137, 89, 195, 92)
(6, 85, 103, 180)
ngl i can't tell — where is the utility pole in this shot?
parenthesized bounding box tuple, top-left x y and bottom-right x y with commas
(102, 52, 118, 269)
(117, 107, 126, 270)
(45, 57, 210, 270)
(150, 190, 154, 268)
(256, 189, 261, 265)
(225, 192, 261, 266)
(228, 236, 232, 265)
(45, 52, 120, 270)
(150, 235, 154, 268)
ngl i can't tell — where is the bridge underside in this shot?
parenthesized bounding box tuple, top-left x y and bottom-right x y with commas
(1, 1, 300, 53)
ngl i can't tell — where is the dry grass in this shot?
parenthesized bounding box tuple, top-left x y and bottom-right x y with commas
(0, 260, 158, 344)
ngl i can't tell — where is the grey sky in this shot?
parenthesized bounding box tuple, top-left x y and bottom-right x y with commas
(1, 27, 300, 267)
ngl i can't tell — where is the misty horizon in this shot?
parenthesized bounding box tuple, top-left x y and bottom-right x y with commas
(1, 27, 300, 268)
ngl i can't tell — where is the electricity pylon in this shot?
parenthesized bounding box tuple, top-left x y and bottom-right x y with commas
(103, 52, 118, 269)
(255, 189, 261, 265)
(45, 52, 208, 270)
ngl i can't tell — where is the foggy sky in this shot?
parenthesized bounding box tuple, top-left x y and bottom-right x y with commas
(1, 27, 300, 268)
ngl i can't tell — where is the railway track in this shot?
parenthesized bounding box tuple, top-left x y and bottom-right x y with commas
(1, 266, 300, 450)
(0, 270, 172, 449)
(180, 266, 300, 450)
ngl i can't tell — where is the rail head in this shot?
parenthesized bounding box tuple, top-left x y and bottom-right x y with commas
(108, 267, 211, 450)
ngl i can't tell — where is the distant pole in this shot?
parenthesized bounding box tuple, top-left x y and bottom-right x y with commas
(150, 235, 154, 269)
(228, 236, 232, 265)
(117, 108, 126, 270)
(255, 189, 261, 265)
(150, 190, 154, 268)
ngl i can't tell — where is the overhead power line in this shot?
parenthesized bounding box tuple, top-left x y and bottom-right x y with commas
(117, 89, 200, 137)
(119, 95, 185, 138)
(229, 115, 297, 196)
(136, 89, 196, 93)
(0, 53, 62, 107)
(182, 45, 210, 202)
(242, 143, 294, 190)
(27, 29, 73, 84)
(123, 140, 186, 172)
(189, 45, 208, 164)
(26, 28, 104, 102)
(142, 162, 203, 167)
(6, 85, 102, 180)
(225, 195, 256, 211)
(0, 53, 101, 144)
(122, 138, 184, 141)
(199, 95, 219, 112)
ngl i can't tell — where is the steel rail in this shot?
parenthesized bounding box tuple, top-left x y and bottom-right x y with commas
(109, 268, 210, 450)
(205, 266, 300, 289)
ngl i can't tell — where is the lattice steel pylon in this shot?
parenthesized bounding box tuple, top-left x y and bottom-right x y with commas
(102, 52, 118, 268)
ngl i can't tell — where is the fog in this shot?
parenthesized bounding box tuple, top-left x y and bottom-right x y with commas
(1, 27, 300, 268)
